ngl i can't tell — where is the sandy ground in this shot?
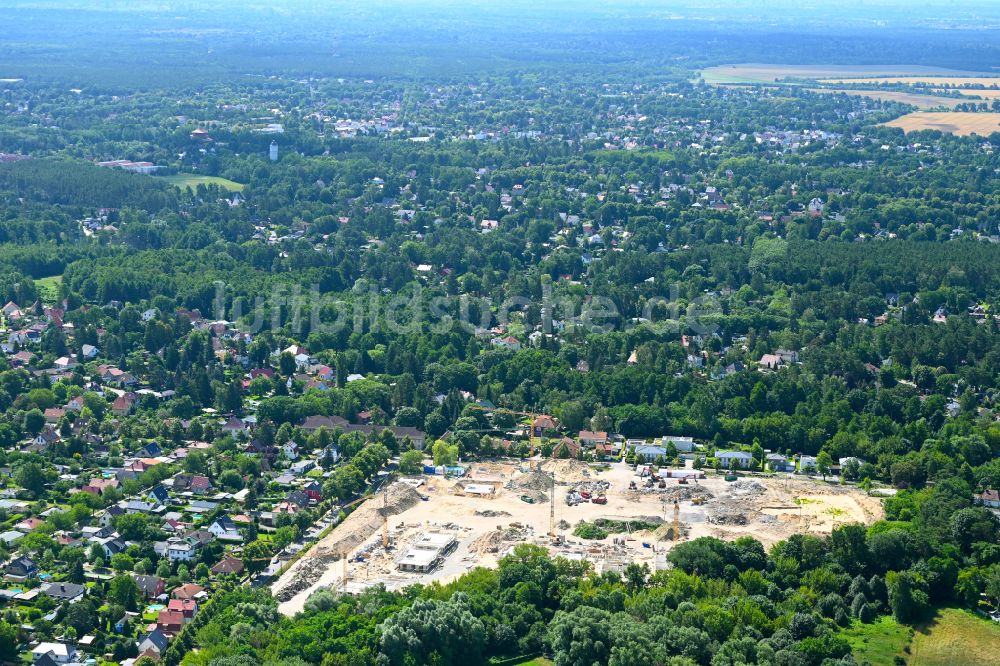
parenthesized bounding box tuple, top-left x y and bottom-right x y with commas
(274, 460, 883, 615)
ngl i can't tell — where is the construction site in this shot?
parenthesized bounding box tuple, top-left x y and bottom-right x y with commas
(273, 460, 883, 615)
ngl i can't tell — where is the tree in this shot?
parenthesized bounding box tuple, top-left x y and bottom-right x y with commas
(23, 408, 45, 435)
(109, 575, 140, 611)
(278, 351, 297, 376)
(816, 451, 833, 479)
(548, 605, 613, 666)
(623, 562, 649, 593)
(111, 552, 134, 573)
(380, 594, 486, 666)
(986, 566, 1000, 613)
(115, 513, 148, 541)
(399, 450, 425, 475)
(65, 600, 96, 635)
(15, 462, 47, 497)
(243, 540, 273, 574)
(432, 439, 458, 467)
(887, 570, 929, 623)
(751, 439, 764, 471)
(0, 622, 17, 662)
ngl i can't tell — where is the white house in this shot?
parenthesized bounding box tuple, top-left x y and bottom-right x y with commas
(660, 436, 695, 453)
(32, 643, 77, 664)
(716, 450, 753, 469)
(164, 538, 197, 562)
(207, 516, 242, 542)
(142, 308, 158, 322)
(799, 455, 818, 473)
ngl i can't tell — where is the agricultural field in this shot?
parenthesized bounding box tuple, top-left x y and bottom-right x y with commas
(699, 63, 988, 85)
(807, 89, 963, 109)
(819, 76, 1000, 86)
(883, 112, 1000, 135)
(945, 88, 1000, 99)
(155, 173, 245, 192)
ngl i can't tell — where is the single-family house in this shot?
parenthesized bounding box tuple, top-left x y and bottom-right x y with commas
(207, 515, 242, 542)
(133, 574, 165, 599)
(660, 436, 695, 453)
(171, 583, 205, 600)
(715, 450, 753, 469)
(156, 609, 185, 636)
(210, 557, 245, 576)
(40, 582, 86, 603)
(4, 555, 38, 581)
(136, 629, 169, 657)
(532, 415, 559, 437)
(977, 489, 1000, 509)
(578, 431, 608, 448)
(31, 643, 77, 664)
(167, 597, 198, 620)
(766, 453, 794, 472)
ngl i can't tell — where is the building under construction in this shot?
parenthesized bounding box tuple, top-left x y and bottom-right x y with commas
(396, 531, 458, 573)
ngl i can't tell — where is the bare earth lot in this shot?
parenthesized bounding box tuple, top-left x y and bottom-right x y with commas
(273, 461, 882, 616)
(883, 112, 1000, 135)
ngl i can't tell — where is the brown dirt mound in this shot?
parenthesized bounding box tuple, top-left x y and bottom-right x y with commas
(316, 482, 423, 558)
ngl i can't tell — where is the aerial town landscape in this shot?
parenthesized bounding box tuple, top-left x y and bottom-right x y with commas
(2, 1, 1000, 665)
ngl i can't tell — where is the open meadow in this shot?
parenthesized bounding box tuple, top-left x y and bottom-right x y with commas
(156, 173, 245, 192)
(843, 608, 1000, 666)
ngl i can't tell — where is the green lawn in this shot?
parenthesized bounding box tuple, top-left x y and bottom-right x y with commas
(841, 608, 1000, 666)
(35, 275, 62, 303)
(156, 174, 245, 192)
(840, 616, 912, 666)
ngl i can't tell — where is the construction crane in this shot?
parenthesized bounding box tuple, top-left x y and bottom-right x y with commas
(465, 404, 551, 456)
(381, 483, 390, 549)
(673, 496, 680, 542)
(330, 487, 391, 590)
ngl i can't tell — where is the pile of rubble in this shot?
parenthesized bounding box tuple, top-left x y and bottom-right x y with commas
(272, 552, 337, 601)
(707, 506, 749, 525)
(474, 509, 512, 518)
(729, 479, 767, 497)
(470, 523, 534, 554)
(508, 470, 553, 501)
(540, 458, 593, 482)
